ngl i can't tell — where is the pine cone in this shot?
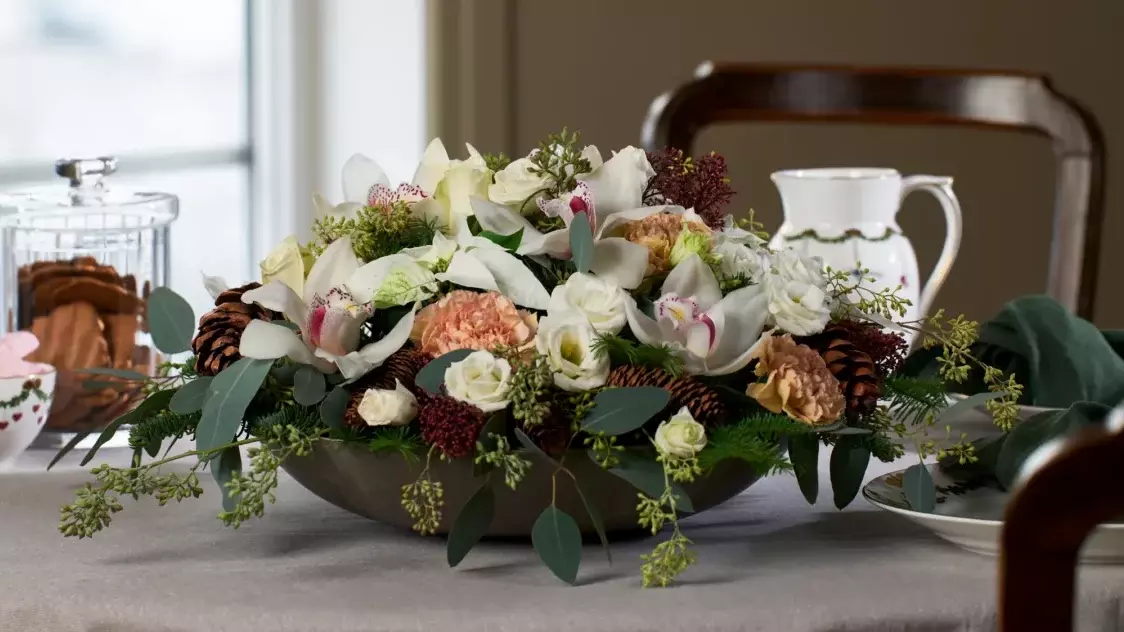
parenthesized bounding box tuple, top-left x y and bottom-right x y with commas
(800, 328, 882, 418)
(343, 348, 429, 428)
(605, 365, 727, 425)
(191, 282, 281, 376)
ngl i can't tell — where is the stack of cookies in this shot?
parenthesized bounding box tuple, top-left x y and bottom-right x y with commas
(17, 257, 152, 431)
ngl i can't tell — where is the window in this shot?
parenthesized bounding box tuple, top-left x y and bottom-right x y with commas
(0, 0, 251, 314)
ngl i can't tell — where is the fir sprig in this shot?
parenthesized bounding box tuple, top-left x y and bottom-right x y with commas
(127, 410, 201, 453)
(883, 376, 947, 428)
(369, 426, 426, 463)
(698, 415, 794, 473)
(592, 334, 685, 377)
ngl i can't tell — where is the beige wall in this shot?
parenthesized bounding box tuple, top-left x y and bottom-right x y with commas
(486, 0, 1123, 326)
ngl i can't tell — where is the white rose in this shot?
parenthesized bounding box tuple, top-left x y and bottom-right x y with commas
(764, 249, 831, 336)
(547, 272, 628, 334)
(259, 236, 306, 296)
(535, 313, 609, 391)
(357, 380, 418, 426)
(489, 157, 551, 207)
(654, 406, 707, 458)
(444, 350, 513, 412)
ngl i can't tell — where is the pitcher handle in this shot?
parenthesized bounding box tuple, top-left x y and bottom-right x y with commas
(900, 175, 963, 319)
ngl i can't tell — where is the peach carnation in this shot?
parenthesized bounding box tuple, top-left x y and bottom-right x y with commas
(623, 213, 711, 274)
(411, 290, 538, 358)
(746, 334, 845, 425)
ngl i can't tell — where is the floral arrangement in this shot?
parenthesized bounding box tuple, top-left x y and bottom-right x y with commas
(57, 130, 1022, 587)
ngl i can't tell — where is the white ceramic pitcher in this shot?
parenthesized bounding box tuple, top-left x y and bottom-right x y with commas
(769, 168, 962, 326)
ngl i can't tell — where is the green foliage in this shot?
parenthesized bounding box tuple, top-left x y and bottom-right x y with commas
(369, 426, 426, 463)
(698, 419, 791, 475)
(592, 333, 685, 377)
(636, 457, 698, 588)
(660, 453, 702, 484)
(569, 212, 594, 274)
(80, 388, 178, 466)
(582, 387, 670, 436)
(527, 127, 593, 197)
(605, 451, 692, 513)
(248, 403, 322, 436)
(401, 448, 443, 535)
(995, 401, 1108, 490)
(526, 254, 573, 292)
(310, 201, 439, 262)
(146, 287, 196, 354)
(196, 358, 274, 454)
(447, 482, 495, 567)
(478, 228, 523, 252)
(474, 434, 531, 490)
(508, 354, 555, 427)
(318, 386, 350, 430)
(902, 461, 936, 513)
(293, 366, 327, 406)
(787, 434, 820, 504)
(826, 264, 912, 320)
(584, 432, 624, 468)
(168, 376, 213, 414)
(883, 375, 947, 427)
(531, 506, 583, 585)
(483, 152, 511, 172)
(218, 424, 319, 528)
(127, 410, 202, 452)
(829, 435, 871, 509)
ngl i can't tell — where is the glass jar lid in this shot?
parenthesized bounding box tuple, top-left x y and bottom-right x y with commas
(0, 157, 178, 233)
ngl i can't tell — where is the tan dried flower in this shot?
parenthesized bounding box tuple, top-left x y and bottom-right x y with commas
(746, 334, 845, 425)
(623, 213, 712, 274)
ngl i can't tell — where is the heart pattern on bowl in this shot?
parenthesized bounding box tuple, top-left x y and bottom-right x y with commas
(0, 421, 8, 430)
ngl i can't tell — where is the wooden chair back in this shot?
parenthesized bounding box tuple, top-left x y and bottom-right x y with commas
(999, 404, 1124, 631)
(641, 62, 1106, 319)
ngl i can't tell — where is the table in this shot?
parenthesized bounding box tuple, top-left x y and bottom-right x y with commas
(2, 446, 1122, 632)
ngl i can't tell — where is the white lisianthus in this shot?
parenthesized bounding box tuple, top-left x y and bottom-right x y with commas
(547, 272, 628, 335)
(488, 157, 551, 207)
(357, 380, 418, 426)
(654, 406, 708, 458)
(259, 236, 307, 296)
(535, 313, 610, 391)
(713, 239, 770, 283)
(764, 249, 831, 336)
(444, 350, 513, 413)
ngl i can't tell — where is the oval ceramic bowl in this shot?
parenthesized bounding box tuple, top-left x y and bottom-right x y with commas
(863, 466, 1124, 563)
(0, 367, 57, 470)
(942, 393, 1062, 442)
(282, 439, 765, 537)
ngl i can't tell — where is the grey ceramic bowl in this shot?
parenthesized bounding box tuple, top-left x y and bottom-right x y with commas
(282, 439, 765, 537)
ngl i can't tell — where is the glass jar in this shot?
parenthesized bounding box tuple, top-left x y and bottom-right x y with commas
(0, 157, 177, 433)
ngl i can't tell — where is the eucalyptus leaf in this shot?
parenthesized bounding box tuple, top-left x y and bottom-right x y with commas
(319, 386, 351, 430)
(293, 366, 327, 406)
(270, 364, 300, 386)
(902, 462, 936, 513)
(147, 286, 196, 354)
(829, 436, 871, 510)
(581, 387, 671, 436)
(80, 388, 178, 466)
(479, 228, 524, 252)
(531, 506, 582, 585)
(447, 482, 495, 567)
(787, 434, 820, 505)
(569, 212, 594, 274)
(416, 349, 474, 395)
(937, 391, 1008, 424)
(995, 402, 1108, 490)
(169, 376, 213, 414)
(195, 358, 273, 456)
(604, 451, 693, 513)
(212, 445, 243, 512)
(46, 432, 90, 471)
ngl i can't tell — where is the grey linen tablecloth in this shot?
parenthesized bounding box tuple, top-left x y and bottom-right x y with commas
(1, 446, 1121, 632)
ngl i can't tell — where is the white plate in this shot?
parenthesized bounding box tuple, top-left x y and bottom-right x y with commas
(863, 466, 1124, 563)
(939, 394, 1062, 442)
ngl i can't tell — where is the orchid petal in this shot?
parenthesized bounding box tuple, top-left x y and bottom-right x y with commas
(242, 280, 306, 325)
(313, 194, 363, 222)
(201, 273, 229, 300)
(596, 204, 683, 239)
(341, 153, 390, 203)
(624, 298, 667, 347)
(703, 286, 770, 375)
(436, 251, 499, 292)
(589, 237, 649, 290)
(581, 145, 604, 171)
(412, 138, 450, 194)
(471, 197, 549, 255)
(662, 254, 722, 308)
(576, 146, 654, 224)
(239, 320, 321, 367)
(332, 303, 418, 380)
(471, 247, 551, 310)
(304, 236, 360, 303)
(346, 253, 418, 304)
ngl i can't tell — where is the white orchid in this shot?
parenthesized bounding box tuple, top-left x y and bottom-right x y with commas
(237, 236, 419, 380)
(401, 232, 550, 310)
(624, 254, 770, 376)
(472, 146, 672, 290)
(312, 152, 428, 225)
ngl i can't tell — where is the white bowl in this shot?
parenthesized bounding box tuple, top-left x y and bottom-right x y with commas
(0, 367, 57, 471)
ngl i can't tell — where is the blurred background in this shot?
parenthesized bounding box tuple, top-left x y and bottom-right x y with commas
(1, 0, 1120, 326)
